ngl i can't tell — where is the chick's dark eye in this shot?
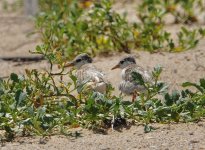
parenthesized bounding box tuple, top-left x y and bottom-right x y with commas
(76, 59, 81, 62)
(120, 60, 124, 64)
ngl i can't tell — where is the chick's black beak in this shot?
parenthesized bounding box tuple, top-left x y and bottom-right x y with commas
(111, 64, 120, 70)
(64, 62, 74, 67)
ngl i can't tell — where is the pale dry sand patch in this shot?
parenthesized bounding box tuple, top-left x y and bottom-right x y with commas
(2, 123, 205, 150)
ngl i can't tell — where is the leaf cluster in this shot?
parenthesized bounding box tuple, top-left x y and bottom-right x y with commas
(34, 0, 205, 58)
(0, 65, 205, 139)
(35, 0, 133, 60)
(138, 0, 205, 24)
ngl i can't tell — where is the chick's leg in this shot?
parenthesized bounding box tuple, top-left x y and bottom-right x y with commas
(132, 94, 136, 102)
(132, 92, 139, 102)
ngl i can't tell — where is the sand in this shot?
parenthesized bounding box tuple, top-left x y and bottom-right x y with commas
(1, 1, 205, 150)
(2, 123, 205, 150)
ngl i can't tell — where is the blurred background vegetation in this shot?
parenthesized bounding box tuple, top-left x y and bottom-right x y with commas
(2, 0, 205, 61)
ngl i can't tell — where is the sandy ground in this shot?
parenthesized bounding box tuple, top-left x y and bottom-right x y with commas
(2, 122, 205, 150)
(1, 1, 205, 150)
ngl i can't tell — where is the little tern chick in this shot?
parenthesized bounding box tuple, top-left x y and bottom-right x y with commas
(65, 53, 107, 94)
(111, 56, 152, 102)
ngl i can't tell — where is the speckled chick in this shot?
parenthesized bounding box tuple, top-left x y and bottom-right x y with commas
(65, 53, 107, 94)
(111, 56, 152, 102)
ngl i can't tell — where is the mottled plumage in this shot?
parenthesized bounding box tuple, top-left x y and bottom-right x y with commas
(120, 64, 152, 95)
(65, 53, 107, 94)
(75, 63, 107, 93)
(112, 56, 152, 101)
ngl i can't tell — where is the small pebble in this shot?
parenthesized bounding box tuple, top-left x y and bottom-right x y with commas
(190, 140, 199, 144)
